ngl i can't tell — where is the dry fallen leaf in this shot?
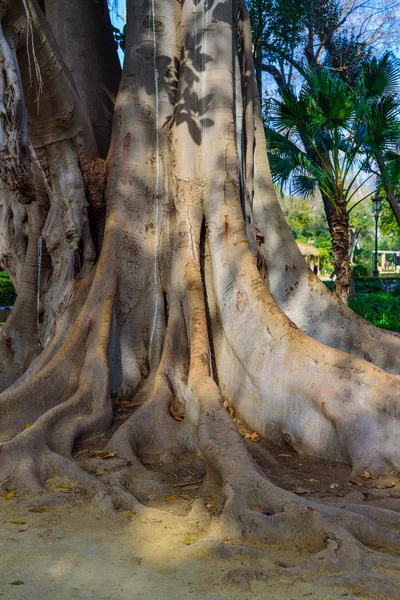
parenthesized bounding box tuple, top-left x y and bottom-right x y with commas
(373, 482, 397, 489)
(5, 490, 15, 499)
(166, 492, 181, 501)
(56, 484, 74, 490)
(92, 450, 117, 459)
(183, 535, 194, 545)
(7, 524, 31, 532)
(24, 423, 33, 429)
(350, 480, 364, 487)
(278, 453, 292, 458)
(169, 406, 184, 421)
(361, 471, 372, 479)
(304, 478, 320, 483)
(244, 432, 261, 442)
(223, 400, 229, 409)
(9, 520, 27, 525)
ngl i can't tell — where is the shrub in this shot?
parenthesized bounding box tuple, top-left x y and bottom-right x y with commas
(0, 272, 16, 306)
(352, 265, 369, 278)
(349, 293, 400, 331)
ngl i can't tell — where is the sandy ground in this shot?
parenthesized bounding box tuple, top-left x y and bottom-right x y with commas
(0, 493, 386, 600)
(1, 426, 399, 600)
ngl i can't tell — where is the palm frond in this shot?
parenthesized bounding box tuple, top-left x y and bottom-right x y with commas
(363, 95, 400, 153)
(361, 52, 400, 98)
(290, 174, 317, 198)
(267, 86, 309, 133)
(302, 69, 353, 127)
(381, 154, 400, 189)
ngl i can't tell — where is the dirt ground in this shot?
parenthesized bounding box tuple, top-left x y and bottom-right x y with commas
(1, 437, 400, 600)
(0, 498, 378, 600)
(1, 401, 400, 599)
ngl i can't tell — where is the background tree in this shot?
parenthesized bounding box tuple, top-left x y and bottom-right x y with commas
(0, 1, 400, 594)
(359, 53, 400, 227)
(266, 53, 400, 300)
(247, 0, 400, 93)
(280, 193, 333, 272)
(265, 68, 375, 301)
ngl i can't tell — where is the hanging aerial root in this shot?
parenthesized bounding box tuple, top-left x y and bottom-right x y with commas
(0, 21, 34, 202)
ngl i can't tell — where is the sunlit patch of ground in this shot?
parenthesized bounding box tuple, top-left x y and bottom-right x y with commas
(1, 412, 399, 599)
(0, 493, 387, 600)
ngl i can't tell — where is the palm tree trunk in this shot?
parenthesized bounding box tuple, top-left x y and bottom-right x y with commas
(331, 198, 351, 303)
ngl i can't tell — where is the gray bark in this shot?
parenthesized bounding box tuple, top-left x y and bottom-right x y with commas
(44, 0, 121, 158)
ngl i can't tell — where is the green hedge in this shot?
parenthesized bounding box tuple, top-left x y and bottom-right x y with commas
(349, 293, 400, 331)
(324, 276, 400, 295)
(0, 272, 16, 306)
(323, 278, 400, 331)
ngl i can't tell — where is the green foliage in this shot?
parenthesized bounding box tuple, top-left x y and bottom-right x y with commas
(324, 276, 400, 330)
(0, 272, 16, 306)
(361, 53, 400, 99)
(266, 51, 400, 290)
(349, 293, 400, 331)
(280, 194, 333, 272)
(248, 0, 310, 58)
(352, 264, 368, 278)
(247, 0, 377, 89)
(326, 32, 372, 84)
(354, 277, 386, 294)
(265, 67, 369, 208)
(380, 197, 400, 246)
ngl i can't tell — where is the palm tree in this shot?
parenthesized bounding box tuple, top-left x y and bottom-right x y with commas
(266, 69, 375, 302)
(358, 54, 400, 226)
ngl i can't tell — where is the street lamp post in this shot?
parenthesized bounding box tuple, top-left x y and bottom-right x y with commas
(372, 197, 381, 278)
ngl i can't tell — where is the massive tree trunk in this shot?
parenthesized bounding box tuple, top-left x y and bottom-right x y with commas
(1, 0, 400, 594)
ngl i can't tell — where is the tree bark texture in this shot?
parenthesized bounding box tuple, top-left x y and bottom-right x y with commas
(330, 197, 352, 303)
(44, 0, 121, 158)
(0, 1, 399, 594)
